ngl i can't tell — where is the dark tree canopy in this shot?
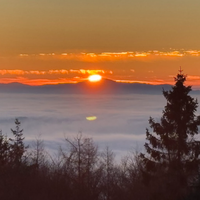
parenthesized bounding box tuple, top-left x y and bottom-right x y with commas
(140, 72, 200, 198)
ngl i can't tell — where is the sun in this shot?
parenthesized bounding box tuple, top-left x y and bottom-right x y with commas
(88, 74, 102, 82)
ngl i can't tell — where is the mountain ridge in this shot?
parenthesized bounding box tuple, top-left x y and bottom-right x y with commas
(0, 79, 198, 95)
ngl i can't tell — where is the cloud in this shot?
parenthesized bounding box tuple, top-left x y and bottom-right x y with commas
(0, 70, 68, 75)
(0, 69, 112, 76)
(188, 75, 200, 80)
(135, 53, 149, 57)
(70, 69, 108, 75)
(3, 49, 200, 86)
(19, 54, 29, 57)
(17, 49, 200, 61)
(48, 70, 69, 74)
(0, 70, 26, 75)
(0, 92, 169, 158)
(185, 50, 200, 56)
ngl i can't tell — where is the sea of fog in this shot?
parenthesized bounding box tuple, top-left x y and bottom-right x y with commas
(0, 92, 200, 159)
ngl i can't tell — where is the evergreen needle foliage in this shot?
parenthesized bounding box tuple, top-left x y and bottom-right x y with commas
(140, 72, 200, 200)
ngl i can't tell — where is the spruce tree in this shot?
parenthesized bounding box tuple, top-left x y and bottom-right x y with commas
(140, 71, 200, 198)
(9, 119, 27, 167)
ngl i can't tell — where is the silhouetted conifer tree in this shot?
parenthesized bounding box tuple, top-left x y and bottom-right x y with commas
(9, 119, 28, 166)
(140, 71, 200, 199)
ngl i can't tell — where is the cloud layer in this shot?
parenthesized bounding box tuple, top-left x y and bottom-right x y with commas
(18, 50, 200, 60)
(1, 49, 200, 86)
(0, 92, 168, 157)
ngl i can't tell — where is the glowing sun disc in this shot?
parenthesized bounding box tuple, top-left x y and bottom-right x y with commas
(88, 75, 102, 82)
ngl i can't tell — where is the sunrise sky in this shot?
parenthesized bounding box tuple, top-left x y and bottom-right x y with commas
(1, 0, 200, 86)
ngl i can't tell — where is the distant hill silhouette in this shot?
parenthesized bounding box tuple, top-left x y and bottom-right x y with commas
(0, 78, 197, 95)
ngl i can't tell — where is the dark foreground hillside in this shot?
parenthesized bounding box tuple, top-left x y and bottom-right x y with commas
(0, 118, 199, 200)
(0, 120, 146, 200)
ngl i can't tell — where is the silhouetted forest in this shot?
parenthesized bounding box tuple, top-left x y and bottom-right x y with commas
(1, 73, 200, 200)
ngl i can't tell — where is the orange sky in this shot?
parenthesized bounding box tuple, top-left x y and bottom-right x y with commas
(1, 50, 200, 87)
(1, 1, 200, 87)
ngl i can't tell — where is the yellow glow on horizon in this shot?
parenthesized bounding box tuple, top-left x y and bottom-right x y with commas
(88, 74, 102, 82)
